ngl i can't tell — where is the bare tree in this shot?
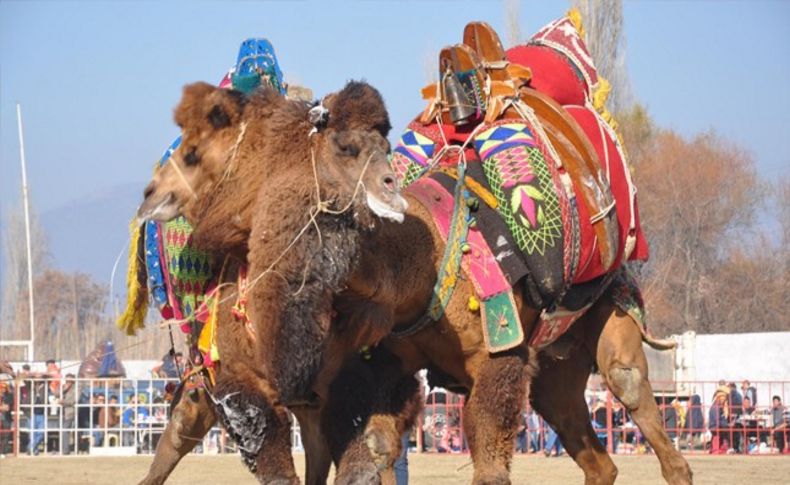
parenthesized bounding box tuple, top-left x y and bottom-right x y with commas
(504, 0, 522, 47)
(572, 0, 632, 113)
(0, 205, 50, 342)
(628, 126, 786, 335)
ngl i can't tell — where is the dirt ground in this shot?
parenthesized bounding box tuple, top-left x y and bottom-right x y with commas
(1, 453, 789, 484)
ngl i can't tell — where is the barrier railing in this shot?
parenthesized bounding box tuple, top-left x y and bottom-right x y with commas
(1, 377, 788, 457)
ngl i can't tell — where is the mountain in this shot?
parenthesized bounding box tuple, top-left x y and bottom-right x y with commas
(40, 183, 144, 288)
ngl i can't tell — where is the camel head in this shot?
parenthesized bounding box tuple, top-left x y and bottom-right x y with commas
(138, 82, 247, 222)
(310, 81, 408, 224)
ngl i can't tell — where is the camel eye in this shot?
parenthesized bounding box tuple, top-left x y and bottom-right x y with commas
(184, 147, 200, 167)
(336, 142, 359, 158)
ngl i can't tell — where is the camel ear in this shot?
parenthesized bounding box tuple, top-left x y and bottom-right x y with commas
(174, 82, 245, 131)
(325, 81, 391, 137)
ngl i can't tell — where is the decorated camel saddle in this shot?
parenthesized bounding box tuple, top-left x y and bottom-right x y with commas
(118, 38, 287, 375)
(391, 12, 650, 351)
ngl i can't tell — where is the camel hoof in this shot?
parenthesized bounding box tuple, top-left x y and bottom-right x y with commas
(335, 463, 380, 485)
(365, 429, 394, 471)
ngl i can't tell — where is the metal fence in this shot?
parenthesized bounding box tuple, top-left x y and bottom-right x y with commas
(418, 380, 790, 456)
(1, 377, 788, 457)
(0, 376, 240, 457)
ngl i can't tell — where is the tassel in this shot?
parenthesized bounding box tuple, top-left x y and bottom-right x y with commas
(117, 218, 149, 336)
(567, 7, 587, 40)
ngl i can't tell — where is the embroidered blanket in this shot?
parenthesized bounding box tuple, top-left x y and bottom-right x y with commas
(118, 38, 286, 365)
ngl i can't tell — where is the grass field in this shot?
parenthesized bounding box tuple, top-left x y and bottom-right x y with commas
(1, 453, 789, 484)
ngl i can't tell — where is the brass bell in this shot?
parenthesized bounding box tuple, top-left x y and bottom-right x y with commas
(443, 69, 476, 125)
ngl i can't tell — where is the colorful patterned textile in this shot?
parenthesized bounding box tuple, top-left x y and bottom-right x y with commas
(481, 291, 523, 352)
(391, 127, 437, 186)
(406, 170, 471, 323)
(232, 38, 286, 95)
(475, 121, 570, 303)
(120, 38, 286, 359)
(406, 174, 524, 351)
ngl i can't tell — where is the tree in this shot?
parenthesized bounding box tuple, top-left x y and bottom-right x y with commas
(0, 205, 50, 343)
(572, 0, 632, 113)
(504, 0, 522, 48)
(628, 127, 788, 335)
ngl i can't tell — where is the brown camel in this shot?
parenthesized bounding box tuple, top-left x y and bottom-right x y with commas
(139, 81, 691, 484)
(140, 81, 420, 485)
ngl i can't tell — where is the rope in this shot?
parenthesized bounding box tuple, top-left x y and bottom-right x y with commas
(156, 127, 379, 332)
(167, 153, 199, 201)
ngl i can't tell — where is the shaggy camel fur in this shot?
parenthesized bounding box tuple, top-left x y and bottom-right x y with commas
(139, 82, 691, 484)
(140, 81, 419, 484)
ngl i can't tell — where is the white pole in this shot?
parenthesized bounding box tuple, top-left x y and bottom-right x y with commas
(16, 103, 35, 362)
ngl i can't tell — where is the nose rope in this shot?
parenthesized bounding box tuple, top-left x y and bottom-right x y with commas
(168, 153, 199, 201)
(309, 146, 375, 216)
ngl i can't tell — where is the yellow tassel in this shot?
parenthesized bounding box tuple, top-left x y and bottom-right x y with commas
(593, 77, 612, 112)
(198, 291, 219, 360)
(116, 218, 148, 336)
(567, 7, 587, 40)
(468, 295, 480, 312)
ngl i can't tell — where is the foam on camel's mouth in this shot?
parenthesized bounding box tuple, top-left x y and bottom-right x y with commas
(138, 192, 181, 222)
(366, 192, 408, 223)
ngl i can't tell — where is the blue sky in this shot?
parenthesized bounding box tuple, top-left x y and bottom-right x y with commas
(1, 0, 788, 216)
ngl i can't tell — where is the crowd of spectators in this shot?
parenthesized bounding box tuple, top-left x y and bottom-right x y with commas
(418, 380, 790, 457)
(0, 359, 175, 456)
(2, 361, 789, 458)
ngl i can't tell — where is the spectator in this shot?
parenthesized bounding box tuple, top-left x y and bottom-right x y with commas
(121, 395, 139, 446)
(741, 380, 757, 408)
(29, 376, 48, 455)
(663, 397, 679, 442)
(393, 431, 409, 485)
(728, 382, 743, 420)
(0, 379, 14, 455)
(92, 394, 106, 446)
(76, 389, 92, 452)
(742, 396, 755, 415)
(709, 386, 739, 453)
(152, 352, 184, 379)
(672, 398, 686, 431)
(515, 408, 529, 453)
(543, 424, 563, 457)
(100, 395, 120, 446)
(771, 396, 788, 453)
(526, 406, 541, 453)
(58, 374, 77, 454)
(45, 359, 61, 395)
(684, 394, 705, 450)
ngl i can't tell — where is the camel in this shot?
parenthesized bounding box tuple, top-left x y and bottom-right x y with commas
(139, 81, 691, 484)
(139, 81, 420, 485)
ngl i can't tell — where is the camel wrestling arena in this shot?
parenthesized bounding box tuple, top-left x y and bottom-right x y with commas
(2, 1, 789, 484)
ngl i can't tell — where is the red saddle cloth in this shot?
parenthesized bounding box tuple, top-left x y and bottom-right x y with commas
(566, 106, 649, 283)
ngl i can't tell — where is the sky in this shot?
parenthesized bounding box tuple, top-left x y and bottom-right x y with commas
(1, 0, 788, 222)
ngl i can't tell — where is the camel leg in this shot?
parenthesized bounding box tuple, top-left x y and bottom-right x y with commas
(531, 351, 618, 485)
(324, 350, 421, 485)
(292, 405, 333, 485)
(463, 352, 529, 485)
(595, 307, 692, 485)
(139, 387, 217, 485)
(213, 370, 299, 485)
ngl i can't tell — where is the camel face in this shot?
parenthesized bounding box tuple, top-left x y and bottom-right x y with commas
(138, 83, 246, 223)
(317, 81, 407, 223)
(314, 128, 407, 223)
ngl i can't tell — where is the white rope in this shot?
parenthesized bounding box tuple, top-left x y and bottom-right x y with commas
(167, 153, 199, 201)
